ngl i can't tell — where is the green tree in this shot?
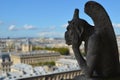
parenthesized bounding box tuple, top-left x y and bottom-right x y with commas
(32, 46, 69, 55)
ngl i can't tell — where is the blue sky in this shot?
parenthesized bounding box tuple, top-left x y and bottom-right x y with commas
(0, 0, 120, 38)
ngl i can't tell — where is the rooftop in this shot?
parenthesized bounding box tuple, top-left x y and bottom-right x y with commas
(0, 59, 80, 80)
(11, 50, 60, 57)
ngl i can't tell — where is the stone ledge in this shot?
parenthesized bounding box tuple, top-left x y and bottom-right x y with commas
(73, 75, 120, 80)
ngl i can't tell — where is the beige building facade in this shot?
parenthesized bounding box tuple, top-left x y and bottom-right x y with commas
(11, 50, 60, 65)
(0, 54, 13, 73)
(22, 39, 32, 52)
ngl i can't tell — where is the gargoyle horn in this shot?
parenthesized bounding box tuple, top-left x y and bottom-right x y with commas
(73, 8, 79, 19)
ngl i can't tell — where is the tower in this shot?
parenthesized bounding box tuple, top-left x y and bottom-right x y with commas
(22, 39, 32, 52)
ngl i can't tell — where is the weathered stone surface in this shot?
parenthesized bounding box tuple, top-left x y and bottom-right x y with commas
(73, 75, 93, 80)
(65, 8, 94, 74)
(84, 1, 119, 77)
(73, 75, 120, 80)
(65, 0, 120, 79)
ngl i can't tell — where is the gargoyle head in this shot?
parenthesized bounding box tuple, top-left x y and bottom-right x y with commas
(65, 9, 84, 46)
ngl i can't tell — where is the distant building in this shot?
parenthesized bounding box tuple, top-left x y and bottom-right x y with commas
(0, 41, 6, 52)
(11, 50, 60, 65)
(14, 42, 22, 52)
(11, 63, 33, 74)
(56, 59, 78, 68)
(0, 53, 13, 73)
(1, 59, 80, 80)
(22, 39, 32, 52)
(6, 39, 15, 52)
(117, 36, 120, 52)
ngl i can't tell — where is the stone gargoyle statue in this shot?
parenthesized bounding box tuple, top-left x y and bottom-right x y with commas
(65, 1, 120, 79)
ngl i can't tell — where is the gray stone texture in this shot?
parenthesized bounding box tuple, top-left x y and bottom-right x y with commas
(65, 1, 120, 80)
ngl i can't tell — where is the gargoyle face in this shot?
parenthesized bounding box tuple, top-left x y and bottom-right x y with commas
(65, 19, 84, 45)
(65, 20, 82, 45)
(65, 21, 73, 45)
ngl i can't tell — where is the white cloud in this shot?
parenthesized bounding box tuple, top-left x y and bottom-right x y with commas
(44, 26, 56, 31)
(8, 24, 37, 31)
(37, 25, 65, 38)
(62, 23, 68, 28)
(37, 31, 64, 38)
(23, 24, 36, 30)
(112, 23, 120, 35)
(113, 23, 120, 28)
(8, 25, 18, 31)
(49, 26, 56, 30)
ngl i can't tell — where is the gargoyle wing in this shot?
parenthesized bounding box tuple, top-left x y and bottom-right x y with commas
(84, 1, 119, 56)
(84, 1, 120, 76)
